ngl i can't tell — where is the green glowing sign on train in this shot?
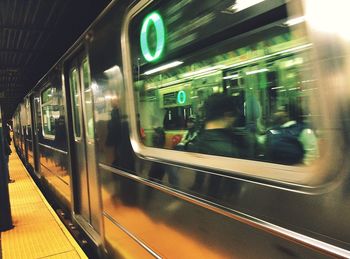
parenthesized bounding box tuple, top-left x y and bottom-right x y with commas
(177, 90, 186, 104)
(140, 12, 165, 62)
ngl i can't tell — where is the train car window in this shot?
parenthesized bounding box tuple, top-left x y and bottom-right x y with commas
(25, 98, 32, 138)
(33, 95, 43, 142)
(70, 68, 82, 139)
(82, 59, 94, 139)
(41, 86, 63, 139)
(126, 0, 324, 182)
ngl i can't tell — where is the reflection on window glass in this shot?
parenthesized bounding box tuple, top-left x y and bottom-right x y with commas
(82, 59, 94, 139)
(34, 95, 43, 142)
(70, 68, 82, 138)
(41, 86, 63, 139)
(130, 0, 320, 166)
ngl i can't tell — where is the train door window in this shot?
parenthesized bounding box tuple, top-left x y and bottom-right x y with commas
(82, 59, 94, 139)
(125, 0, 327, 183)
(34, 95, 43, 142)
(70, 68, 82, 139)
(41, 86, 58, 139)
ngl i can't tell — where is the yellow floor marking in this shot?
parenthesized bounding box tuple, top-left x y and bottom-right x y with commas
(1, 146, 88, 259)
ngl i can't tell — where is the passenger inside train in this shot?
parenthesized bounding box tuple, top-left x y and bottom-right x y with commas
(133, 26, 321, 166)
(265, 103, 318, 165)
(187, 93, 253, 159)
(188, 93, 252, 195)
(174, 115, 199, 151)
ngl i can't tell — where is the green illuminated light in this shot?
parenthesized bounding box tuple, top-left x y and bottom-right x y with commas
(177, 90, 186, 104)
(140, 12, 165, 62)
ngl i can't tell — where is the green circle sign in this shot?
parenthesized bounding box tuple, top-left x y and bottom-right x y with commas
(177, 90, 186, 104)
(140, 12, 165, 62)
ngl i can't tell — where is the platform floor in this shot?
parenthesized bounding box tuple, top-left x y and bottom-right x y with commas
(0, 146, 87, 259)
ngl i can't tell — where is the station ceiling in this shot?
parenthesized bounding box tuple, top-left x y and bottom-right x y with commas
(0, 0, 111, 120)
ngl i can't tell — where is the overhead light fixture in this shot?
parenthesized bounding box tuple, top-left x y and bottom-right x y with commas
(225, 43, 312, 70)
(143, 61, 183, 75)
(271, 86, 284, 90)
(229, 0, 265, 13)
(284, 16, 305, 27)
(246, 68, 268, 75)
(182, 65, 226, 78)
(223, 74, 239, 80)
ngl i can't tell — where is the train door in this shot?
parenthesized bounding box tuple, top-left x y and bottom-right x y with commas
(30, 93, 41, 177)
(25, 98, 34, 170)
(67, 53, 101, 237)
(19, 104, 25, 156)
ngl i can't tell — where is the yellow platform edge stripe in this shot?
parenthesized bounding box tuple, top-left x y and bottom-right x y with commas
(17, 157, 88, 259)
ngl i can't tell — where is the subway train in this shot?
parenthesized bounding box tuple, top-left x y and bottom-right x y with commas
(12, 0, 350, 258)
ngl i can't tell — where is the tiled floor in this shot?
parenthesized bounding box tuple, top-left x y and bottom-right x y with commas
(0, 147, 87, 259)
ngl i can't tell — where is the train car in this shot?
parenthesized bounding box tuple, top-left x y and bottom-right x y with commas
(12, 0, 350, 258)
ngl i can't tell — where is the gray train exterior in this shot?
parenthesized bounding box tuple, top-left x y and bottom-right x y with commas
(12, 0, 350, 258)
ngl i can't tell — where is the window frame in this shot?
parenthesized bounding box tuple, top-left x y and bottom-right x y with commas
(121, 0, 341, 187)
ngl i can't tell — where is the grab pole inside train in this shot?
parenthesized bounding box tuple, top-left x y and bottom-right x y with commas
(0, 106, 13, 231)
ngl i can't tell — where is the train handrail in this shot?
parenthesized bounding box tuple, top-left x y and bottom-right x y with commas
(99, 162, 350, 258)
(38, 143, 68, 155)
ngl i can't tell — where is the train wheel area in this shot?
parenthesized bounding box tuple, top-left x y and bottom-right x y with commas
(0, 144, 87, 259)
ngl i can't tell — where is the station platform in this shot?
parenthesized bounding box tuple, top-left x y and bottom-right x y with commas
(0, 145, 87, 259)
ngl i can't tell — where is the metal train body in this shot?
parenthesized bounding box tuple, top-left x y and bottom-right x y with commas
(12, 0, 350, 258)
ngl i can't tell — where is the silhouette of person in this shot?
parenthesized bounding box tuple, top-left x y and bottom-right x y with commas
(175, 115, 199, 151)
(148, 127, 166, 183)
(188, 93, 251, 196)
(5, 122, 12, 144)
(2, 123, 13, 183)
(106, 98, 123, 167)
(265, 103, 318, 165)
(188, 93, 252, 158)
(148, 127, 179, 186)
(105, 98, 137, 206)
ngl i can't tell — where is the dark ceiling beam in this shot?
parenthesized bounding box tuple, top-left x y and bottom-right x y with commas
(0, 49, 39, 54)
(0, 87, 28, 91)
(0, 0, 113, 119)
(0, 96, 26, 100)
(0, 25, 50, 32)
(0, 68, 21, 72)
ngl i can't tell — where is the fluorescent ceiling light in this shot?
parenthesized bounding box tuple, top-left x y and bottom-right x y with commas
(144, 61, 183, 75)
(284, 16, 305, 26)
(246, 68, 268, 75)
(223, 74, 239, 79)
(182, 65, 226, 78)
(229, 0, 265, 12)
(225, 43, 312, 70)
(271, 86, 284, 90)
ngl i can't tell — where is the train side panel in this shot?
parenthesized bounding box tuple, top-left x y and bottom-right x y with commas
(88, 0, 350, 257)
(34, 70, 71, 209)
(12, 0, 350, 257)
